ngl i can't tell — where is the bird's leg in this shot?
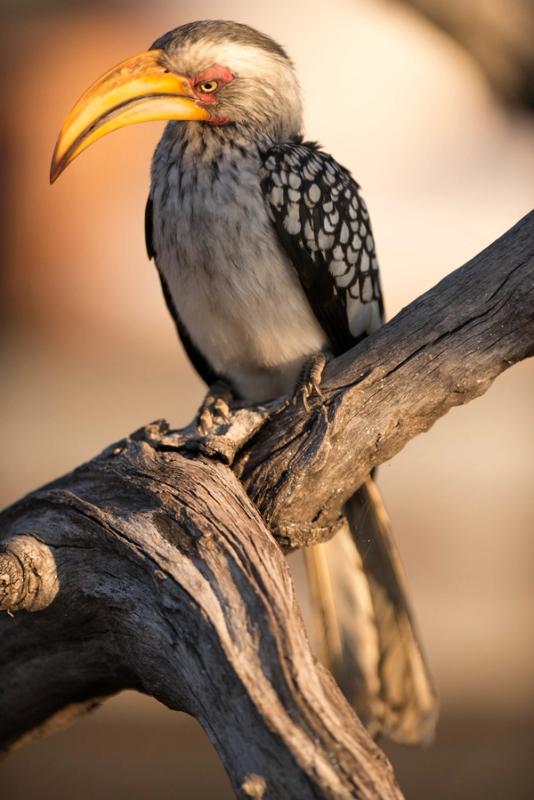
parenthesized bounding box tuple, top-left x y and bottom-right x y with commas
(293, 351, 330, 413)
(197, 380, 235, 435)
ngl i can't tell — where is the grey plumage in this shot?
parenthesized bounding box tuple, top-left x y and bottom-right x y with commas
(151, 123, 328, 400)
(151, 20, 291, 63)
(146, 19, 437, 744)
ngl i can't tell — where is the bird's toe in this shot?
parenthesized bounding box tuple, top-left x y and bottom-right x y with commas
(293, 352, 328, 413)
(196, 380, 236, 435)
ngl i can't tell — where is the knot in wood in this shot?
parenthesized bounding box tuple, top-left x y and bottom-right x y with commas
(0, 535, 58, 613)
(241, 774, 266, 799)
(0, 551, 24, 612)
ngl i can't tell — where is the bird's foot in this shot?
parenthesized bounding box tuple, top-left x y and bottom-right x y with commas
(197, 380, 235, 436)
(293, 352, 329, 413)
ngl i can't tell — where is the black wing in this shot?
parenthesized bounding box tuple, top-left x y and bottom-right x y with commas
(145, 195, 219, 387)
(260, 142, 384, 356)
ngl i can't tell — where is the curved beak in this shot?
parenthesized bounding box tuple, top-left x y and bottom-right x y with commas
(50, 49, 210, 183)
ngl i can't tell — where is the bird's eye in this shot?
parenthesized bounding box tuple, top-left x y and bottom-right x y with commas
(198, 80, 219, 94)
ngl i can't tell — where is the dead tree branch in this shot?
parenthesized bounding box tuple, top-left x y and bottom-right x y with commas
(0, 443, 400, 799)
(1, 210, 533, 798)
(237, 210, 534, 547)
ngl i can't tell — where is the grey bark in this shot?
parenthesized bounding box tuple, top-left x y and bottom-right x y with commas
(1, 210, 533, 798)
(239, 210, 534, 547)
(0, 440, 400, 799)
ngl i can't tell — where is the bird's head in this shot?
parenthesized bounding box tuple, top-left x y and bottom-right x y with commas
(50, 20, 302, 182)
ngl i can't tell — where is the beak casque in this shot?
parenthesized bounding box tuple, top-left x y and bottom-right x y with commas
(50, 49, 210, 182)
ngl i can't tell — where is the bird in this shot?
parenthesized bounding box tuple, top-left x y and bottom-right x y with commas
(51, 19, 437, 744)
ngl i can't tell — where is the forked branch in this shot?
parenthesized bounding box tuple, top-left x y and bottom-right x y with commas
(1, 211, 532, 798)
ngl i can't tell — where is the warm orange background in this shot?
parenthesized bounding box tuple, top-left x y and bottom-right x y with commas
(1, 1, 533, 798)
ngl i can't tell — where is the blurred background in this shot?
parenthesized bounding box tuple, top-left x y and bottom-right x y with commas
(1, 0, 533, 797)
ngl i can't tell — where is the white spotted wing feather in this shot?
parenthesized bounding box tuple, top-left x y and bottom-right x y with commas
(260, 142, 383, 352)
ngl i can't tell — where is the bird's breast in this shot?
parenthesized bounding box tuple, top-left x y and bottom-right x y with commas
(151, 141, 327, 402)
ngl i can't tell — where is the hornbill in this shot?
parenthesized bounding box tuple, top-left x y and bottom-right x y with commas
(51, 19, 437, 744)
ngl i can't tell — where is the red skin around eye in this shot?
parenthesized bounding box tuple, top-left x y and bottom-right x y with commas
(192, 64, 234, 104)
(190, 64, 233, 125)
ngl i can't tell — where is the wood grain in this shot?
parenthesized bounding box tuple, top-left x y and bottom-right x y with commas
(1, 210, 532, 798)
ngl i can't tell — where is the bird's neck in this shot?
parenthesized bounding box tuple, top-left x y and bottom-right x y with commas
(155, 121, 276, 173)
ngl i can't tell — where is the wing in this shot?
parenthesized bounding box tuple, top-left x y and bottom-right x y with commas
(260, 141, 384, 355)
(145, 195, 219, 387)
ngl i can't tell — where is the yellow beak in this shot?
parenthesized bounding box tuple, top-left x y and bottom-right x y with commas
(50, 49, 210, 182)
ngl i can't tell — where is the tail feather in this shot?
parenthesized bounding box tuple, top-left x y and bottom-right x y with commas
(303, 479, 438, 745)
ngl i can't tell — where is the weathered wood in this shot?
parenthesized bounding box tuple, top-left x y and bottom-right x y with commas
(0, 435, 400, 799)
(1, 210, 533, 797)
(237, 211, 534, 547)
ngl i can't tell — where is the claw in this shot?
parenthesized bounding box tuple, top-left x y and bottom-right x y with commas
(196, 380, 235, 435)
(198, 409, 214, 436)
(293, 352, 328, 414)
(213, 397, 231, 423)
